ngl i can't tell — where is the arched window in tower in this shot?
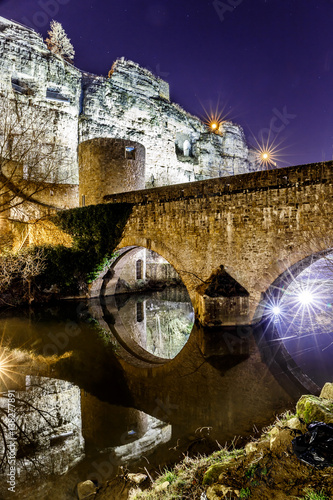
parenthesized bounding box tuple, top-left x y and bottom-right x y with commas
(136, 259, 143, 280)
(183, 140, 191, 157)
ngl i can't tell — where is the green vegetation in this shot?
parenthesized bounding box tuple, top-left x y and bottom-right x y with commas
(0, 203, 132, 303)
(245, 464, 258, 479)
(40, 202, 132, 293)
(133, 448, 244, 499)
(157, 469, 177, 485)
(52, 203, 132, 256)
(239, 488, 251, 499)
(301, 489, 329, 500)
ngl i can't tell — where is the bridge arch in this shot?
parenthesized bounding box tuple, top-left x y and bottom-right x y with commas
(89, 242, 193, 301)
(103, 161, 333, 325)
(89, 244, 195, 366)
(89, 238, 250, 328)
(254, 248, 333, 322)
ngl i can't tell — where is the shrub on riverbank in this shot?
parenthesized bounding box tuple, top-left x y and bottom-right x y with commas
(0, 203, 133, 305)
(41, 202, 133, 294)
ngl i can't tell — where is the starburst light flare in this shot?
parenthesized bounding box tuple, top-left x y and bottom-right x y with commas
(250, 130, 291, 169)
(0, 348, 19, 388)
(200, 99, 231, 135)
(297, 289, 313, 306)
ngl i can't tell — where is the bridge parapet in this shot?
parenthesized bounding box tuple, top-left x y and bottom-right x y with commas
(104, 161, 333, 205)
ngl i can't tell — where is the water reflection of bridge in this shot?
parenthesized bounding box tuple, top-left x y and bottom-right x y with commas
(0, 296, 323, 498)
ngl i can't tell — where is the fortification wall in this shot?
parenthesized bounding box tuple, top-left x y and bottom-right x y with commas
(79, 138, 145, 205)
(80, 58, 256, 188)
(0, 16, 257, 208)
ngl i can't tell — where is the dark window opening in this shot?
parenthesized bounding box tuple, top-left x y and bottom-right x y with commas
(136, 301, 144, 323)
(46, 88, 70, 103)
(125, 146, 136, 160)
(82, 194, 86, 207)
(136, 259, 143, 280)
(11, 78, 32, 95)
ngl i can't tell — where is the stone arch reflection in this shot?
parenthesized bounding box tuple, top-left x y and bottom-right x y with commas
(90, 246, 195, 362)
(100, 288, 194, 362)
(254, 250, 333, 389)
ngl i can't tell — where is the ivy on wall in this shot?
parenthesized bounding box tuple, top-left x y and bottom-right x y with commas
(53, 203, 132, 256)
(39, 203, 133, 294)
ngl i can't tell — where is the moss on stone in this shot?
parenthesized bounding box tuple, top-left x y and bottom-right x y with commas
(202, 463, 228, 486)
(296, 395, 333, 424)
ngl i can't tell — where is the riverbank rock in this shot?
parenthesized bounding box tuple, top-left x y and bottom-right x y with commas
(154, 480, 170, 492)
(77, 480, 97, 499)
(206, 484, 234, 499)
(244, 438, 270, 456)
(127, 473, 147, 485)
(269, 426, 292, 453)
(96, 385, 333, 500)
(284, 416, 306, 432)
(94, 477, 135, 499)
(320, 382, 333, 400)
(296, 395, 333, 424)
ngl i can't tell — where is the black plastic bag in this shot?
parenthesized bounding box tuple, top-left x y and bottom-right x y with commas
(292, 421, 333, 468)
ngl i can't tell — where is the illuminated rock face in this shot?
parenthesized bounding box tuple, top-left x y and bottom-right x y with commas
(0, 377, 84, 480)
(0, 16, 81, 190)
(0, 16, 257, 204)
(80, 58, 256, 189)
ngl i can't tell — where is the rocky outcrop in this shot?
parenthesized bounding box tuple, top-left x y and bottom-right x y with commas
(0, 16, 81, 189)
(0, 16, 258, 211)
(80, 58, 257, 189)
(127, 383, 333, 500)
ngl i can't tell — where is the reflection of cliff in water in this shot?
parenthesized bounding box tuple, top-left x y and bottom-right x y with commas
(0, 376, 85, 497)
(0, 375, 171, 499)
(112, 287, 194, 359)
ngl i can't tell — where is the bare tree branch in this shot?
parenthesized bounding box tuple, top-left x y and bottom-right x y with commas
(0, 94, 71, 217)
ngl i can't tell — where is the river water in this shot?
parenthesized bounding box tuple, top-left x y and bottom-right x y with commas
(0, 285, 329, 499)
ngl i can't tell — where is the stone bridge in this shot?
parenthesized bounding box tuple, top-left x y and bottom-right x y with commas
(97, 161, 333, 326)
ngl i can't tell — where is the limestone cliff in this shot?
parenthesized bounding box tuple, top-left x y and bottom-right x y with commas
(0, 16, 258, 209)
(0, 15, 81, 189)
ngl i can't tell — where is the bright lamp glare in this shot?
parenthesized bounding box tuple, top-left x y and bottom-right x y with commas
(298, 290, 313, 305)
(272, 306, 281, 315)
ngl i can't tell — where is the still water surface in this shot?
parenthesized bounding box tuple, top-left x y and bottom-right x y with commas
(0, 286, 327, 499)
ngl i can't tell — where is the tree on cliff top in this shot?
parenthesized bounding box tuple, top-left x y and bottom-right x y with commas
(45, 20, 75, 62)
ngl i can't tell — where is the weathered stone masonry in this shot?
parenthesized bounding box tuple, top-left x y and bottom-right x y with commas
(104, 162, 333, 324)
(0, 15, 258, 218)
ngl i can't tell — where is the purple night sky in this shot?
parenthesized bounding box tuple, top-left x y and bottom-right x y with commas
(1, 0, 333, 167)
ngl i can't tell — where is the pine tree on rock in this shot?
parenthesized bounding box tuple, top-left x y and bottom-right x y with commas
(46, 20, 75, 62)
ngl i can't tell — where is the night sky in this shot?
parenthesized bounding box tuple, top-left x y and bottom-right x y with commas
(1, 0, 333, 167)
